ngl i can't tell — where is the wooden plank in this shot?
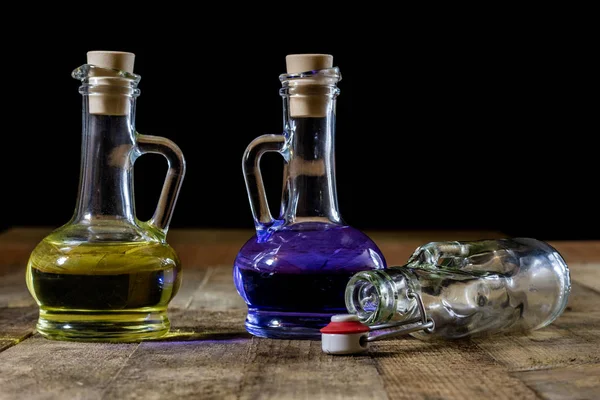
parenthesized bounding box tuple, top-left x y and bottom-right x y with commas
(0, 229, 598, 400)
(0, 227, 50, 243)
(0, 306, 37, 342)
(515, 364, 600, 400)
(551, 241, 600, 264)
(166, 228, 253, 244)
(236, 339, 388, 400)
(0, 340, 15, 352)
(473, 324, 600, 372)
(168, 268, 210, 309)
(157, 266, 248, 341)
(0, 228, 47, 270)
(184, 266, 246, 311)
(563, 282, 600, 314)
(370, 338, 538, 400)
(102, 339, 251, 399)
(553, 312, 600, 345)
(473, 282, 600, 371)
(100, 265, 252, 399)
(0, 336, 139, 399)
(102, 338, 388, 400)
(556, 281, 600, 343)
(568, 263, 600, 293)
(172, 243, 241, 270)
(170, 266, 247, 311)
(0, 312, 248, 399)
(164, 309, 249, 342)
(0, 268, 35, 308)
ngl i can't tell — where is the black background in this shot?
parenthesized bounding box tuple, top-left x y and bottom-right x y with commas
(1, 13, 595, 240)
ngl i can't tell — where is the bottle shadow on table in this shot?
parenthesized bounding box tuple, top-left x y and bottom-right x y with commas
(145, 329, 252, 342)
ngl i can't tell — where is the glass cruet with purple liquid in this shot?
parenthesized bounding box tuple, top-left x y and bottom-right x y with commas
(233, 54, 386, 339)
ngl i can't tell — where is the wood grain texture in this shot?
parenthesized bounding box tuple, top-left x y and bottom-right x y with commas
(165, 267, 248, 341)
(552, 282, 600, 345)
(550, 241, 600, 264)
(102, 339, 251, 400)
(183, 266, 246, 311)
(168, 268, 210, 309)
(0, 336, 138, 400)
(370, 338, 538, 400)
(0, 306, 37, 342)
(563, 282, 600, 314)
(516, 364, 600, 400)
(568, 263, 600, 292)
(0, 269, 35, 308)
(0, 228, 599, 400)
(165, 309, 249, 342)
(236, 339, 388, 400)
(0, 340, 15, 352)
(0, 257, 39, 346)
(473, 324, 600, 372)
(100, 338, 389, 400)
(473, 281, 600, 371)
(158, 268, 249, 342)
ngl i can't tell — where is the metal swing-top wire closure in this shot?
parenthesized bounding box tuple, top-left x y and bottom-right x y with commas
(321, 290, 435, 355)
(365, 290, 434, 342)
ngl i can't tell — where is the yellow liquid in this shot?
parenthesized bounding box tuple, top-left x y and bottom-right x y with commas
(26, 237, 182, 342)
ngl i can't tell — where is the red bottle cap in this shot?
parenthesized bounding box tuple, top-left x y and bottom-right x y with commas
(320, 314, 370, 334)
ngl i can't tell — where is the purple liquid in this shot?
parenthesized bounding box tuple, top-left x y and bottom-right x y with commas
(233, 223, 386, 339)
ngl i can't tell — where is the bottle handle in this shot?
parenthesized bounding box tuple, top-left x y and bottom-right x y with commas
(136, 133, 186, 236)
(242, 134, 287, 237)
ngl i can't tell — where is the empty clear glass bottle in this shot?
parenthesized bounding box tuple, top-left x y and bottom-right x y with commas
(346, 238, 571, 339)
(26, 51, 186, 342)
(234, 54, 386, 339)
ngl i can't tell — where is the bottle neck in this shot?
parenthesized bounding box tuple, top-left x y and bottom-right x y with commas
(72, 96, 137, 224)
(346, 269, 420, 325)
(280, 89, 341, 226)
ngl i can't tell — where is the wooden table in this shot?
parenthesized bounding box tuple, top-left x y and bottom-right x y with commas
(0, 228, 598, 400)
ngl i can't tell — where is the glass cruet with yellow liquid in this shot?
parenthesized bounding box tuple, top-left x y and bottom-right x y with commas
(26, 51, 186, 341)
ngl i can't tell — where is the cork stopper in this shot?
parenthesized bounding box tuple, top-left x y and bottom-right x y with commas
(285, 54, 335, 118)
(286, 54, 333, 74)
(86, 51, 136, 116)
(87, 51, 135, 73)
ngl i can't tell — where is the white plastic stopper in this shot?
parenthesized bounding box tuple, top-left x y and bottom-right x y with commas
(320, 314, 370, 355)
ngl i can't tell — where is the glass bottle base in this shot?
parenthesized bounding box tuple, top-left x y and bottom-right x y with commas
(36, 307, 170, 342)
(245, 309, 335, 339)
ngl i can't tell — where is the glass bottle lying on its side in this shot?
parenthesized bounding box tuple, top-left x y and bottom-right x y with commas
(345, 238, 571, 340)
